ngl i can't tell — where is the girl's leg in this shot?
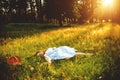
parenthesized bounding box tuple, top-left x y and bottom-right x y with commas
(75, 52, 85, 56)
(75, 52, 94, 56)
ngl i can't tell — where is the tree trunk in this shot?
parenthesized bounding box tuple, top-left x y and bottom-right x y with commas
(58, 14, 63, 26)
(35, 0, 43, 23)
(30, 0, 36, 21)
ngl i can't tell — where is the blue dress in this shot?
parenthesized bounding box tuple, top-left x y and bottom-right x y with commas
(45, 46, 76, 60)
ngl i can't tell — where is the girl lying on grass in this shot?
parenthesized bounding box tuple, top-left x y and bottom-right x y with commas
(36, 46, 92, 65)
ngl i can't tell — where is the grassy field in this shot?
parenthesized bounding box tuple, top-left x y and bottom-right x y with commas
(0, 23, 120, 80)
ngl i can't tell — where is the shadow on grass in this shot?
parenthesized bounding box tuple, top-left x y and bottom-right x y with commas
(0, 23, 98, 39)
(0, 23, 59, 38)
(0, 23, 94, 45)
(0, 23, 65, 45)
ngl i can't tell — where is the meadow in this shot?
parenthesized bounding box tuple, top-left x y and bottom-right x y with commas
(0, 23, 120, 80)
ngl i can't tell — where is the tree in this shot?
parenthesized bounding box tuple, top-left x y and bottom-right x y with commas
(113, 0, 120, 23)
(8, 0, 18, 22)
(16, 0, 28, 22)
(44, 0, 77, 26)
(78, 0, 97, 23)
(0, 0, 9, 23)
(35, 0, 43, 22)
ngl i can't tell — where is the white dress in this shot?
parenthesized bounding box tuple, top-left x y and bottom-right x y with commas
(44, 46, 76, 62)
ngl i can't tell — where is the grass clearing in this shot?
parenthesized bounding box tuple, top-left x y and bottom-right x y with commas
(0, 23, 120, 80)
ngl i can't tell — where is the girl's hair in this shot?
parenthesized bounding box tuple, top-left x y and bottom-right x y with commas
(36, 50, 45, 56)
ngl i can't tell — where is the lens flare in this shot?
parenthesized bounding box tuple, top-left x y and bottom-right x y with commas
(102, 0, 113, 6)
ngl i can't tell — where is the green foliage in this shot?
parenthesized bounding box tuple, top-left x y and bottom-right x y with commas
(0, 23, 120, 80)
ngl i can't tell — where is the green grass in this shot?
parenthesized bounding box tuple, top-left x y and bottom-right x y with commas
(0, 23, 120, 80)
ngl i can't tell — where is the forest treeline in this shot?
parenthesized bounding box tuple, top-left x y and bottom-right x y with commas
(0, 0, 120, 25)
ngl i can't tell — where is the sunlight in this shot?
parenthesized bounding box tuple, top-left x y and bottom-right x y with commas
(102, 0, 113, 7)
(91, 24, 111, 37)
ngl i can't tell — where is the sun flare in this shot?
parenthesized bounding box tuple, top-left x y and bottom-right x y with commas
(102, 0, 113, 6)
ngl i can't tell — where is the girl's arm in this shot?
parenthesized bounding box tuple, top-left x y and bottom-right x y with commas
(40, 54, 52, 66)
(44, 54, 52, 64)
